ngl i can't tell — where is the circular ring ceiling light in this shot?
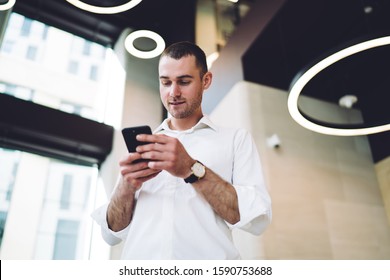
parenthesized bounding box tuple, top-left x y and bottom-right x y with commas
(288, 36, 390, 136)
(0, 0, 16, 11)
(66, 0, 142, 14)
(124, 30, 165, 59)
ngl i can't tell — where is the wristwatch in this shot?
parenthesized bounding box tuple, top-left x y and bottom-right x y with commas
(184, 161, 206, 183)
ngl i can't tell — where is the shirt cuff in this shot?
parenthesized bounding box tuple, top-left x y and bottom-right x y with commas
(91, 203, 131, 245)
(227, 184, 272, 235)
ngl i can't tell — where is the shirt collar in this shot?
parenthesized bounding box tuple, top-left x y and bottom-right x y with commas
(154, 115, 218, 134)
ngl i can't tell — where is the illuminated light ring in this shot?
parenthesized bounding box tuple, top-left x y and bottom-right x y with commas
(66, 0, 142, 14)
(0, 0, 16, 11)
(288, 36, 390, 136)
(124, 30, 165, 59)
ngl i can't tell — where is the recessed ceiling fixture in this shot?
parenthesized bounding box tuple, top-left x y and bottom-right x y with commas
(339, 95, 358, 109)
(0, 0, 16, 11)
(288, 36, 390, 136)
(364, 6, 373, 14)
(124, 30, 165, 59)
(65, 0, 142, 14)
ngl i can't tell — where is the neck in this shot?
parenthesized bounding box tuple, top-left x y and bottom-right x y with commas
(169, 112, 203, 131)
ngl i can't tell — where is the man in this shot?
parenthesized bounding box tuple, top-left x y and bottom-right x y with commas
(92, 41, 271, 259)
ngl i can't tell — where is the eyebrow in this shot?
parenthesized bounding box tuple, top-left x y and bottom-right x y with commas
(159, 74, 194, 79)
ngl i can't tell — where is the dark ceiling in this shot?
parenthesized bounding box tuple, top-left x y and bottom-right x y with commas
(11, 0, 389, 162)
(13, 0, 197, 47)
(244, 0, 390, 120)
(242, 0, 389, 162)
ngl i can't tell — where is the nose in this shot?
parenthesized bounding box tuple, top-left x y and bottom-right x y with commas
(169, 83, 181, 97)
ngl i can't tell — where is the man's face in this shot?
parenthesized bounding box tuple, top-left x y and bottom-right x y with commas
(158, 55, 210, 119)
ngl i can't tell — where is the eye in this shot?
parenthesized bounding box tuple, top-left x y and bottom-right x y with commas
(160, 80, 171, 86)
(178, 80, 191, 85)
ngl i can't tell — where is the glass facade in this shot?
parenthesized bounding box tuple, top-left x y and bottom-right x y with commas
(0, 149, 20, 249)
(0, 12, 120, 259)
(0, 148, 98, 259)
(34, 158, 96, 259)
(0, 13, 111, 122)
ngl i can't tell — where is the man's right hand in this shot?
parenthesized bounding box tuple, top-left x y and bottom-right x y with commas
(118, 152, 161, 194)
(107, 153, 161, 232)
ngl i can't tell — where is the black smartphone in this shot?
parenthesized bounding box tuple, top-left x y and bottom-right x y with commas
(121, 125, 152, 162)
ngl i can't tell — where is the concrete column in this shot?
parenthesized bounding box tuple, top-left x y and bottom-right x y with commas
(0, 3, 13, 47)
(195, 0, 218, 56)
(203, 0, 286, 114)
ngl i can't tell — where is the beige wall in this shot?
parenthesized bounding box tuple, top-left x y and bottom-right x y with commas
(376, 157, 390, 226)
(210, 81, 390, 259)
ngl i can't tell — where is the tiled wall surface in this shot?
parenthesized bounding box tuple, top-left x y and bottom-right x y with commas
(211, 81, 390, 259)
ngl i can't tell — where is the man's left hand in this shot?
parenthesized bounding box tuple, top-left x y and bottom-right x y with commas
(135, 134, 195, 178)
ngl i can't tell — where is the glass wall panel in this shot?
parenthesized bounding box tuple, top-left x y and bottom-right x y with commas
(0, 13, 124, 124)
(0, 148, 21, 249)
(0, 148, 98, 259)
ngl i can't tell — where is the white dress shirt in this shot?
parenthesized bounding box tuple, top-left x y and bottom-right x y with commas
(92, 115, 271, 259)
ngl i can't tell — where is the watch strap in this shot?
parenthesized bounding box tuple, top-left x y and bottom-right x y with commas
(184, 161, 205, 183)
(184, 173, 198, 183)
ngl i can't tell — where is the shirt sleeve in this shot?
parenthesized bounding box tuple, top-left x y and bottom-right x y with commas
(91, 203, 131, 246)
(226, 129, 272, 235)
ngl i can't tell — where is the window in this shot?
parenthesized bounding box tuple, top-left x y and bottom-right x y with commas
(0, 148, 100, 259)
(0, 12, 117, 261)
(0, 82, 34, 101)
(0, 12, 125, 124)
(20, 17, 32, 37)
(67, 60, 79, 75)
(6, 163, 18, 202)
(42, 25, 49, 40)
(1, 41, 14, 53)
(53, 220, 80, 259)
(59, 102, 83, 115)
(0, 148, 20, 249)
(26, 45, 38, 60)
(83, 41, 91, 56)
(60, 174, 72, 210)
(89, 65, 99, 81)
(0, 212, 7, 248)
(4, 84, 17, 95)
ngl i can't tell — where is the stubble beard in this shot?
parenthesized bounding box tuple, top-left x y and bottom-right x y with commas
(166, 98, 202, 119)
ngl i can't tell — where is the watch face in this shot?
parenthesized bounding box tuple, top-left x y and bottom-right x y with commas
(193, 162, 205, 178)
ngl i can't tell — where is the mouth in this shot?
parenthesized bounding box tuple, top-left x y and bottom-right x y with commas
(169, 100, 185, 106)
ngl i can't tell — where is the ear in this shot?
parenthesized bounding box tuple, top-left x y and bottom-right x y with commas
(202, 72, 212, 90)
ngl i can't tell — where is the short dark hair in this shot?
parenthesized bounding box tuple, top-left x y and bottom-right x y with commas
(160, 41, 208, 77)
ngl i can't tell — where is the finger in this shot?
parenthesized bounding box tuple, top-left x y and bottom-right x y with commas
(120, 162, 149, 177)
(131, 167, 161, 178)
(140, 150, 168, 162)
(147, 158, 174, 171)
(136, 142, 165, 153)
(123, 168, 161, 184)
(119, 153, 143, 166)
(136, 133, 169, 144)
(147, 160, 163, 170)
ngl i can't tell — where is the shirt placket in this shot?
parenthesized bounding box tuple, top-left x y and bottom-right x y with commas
(161, 131, 187, 258)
